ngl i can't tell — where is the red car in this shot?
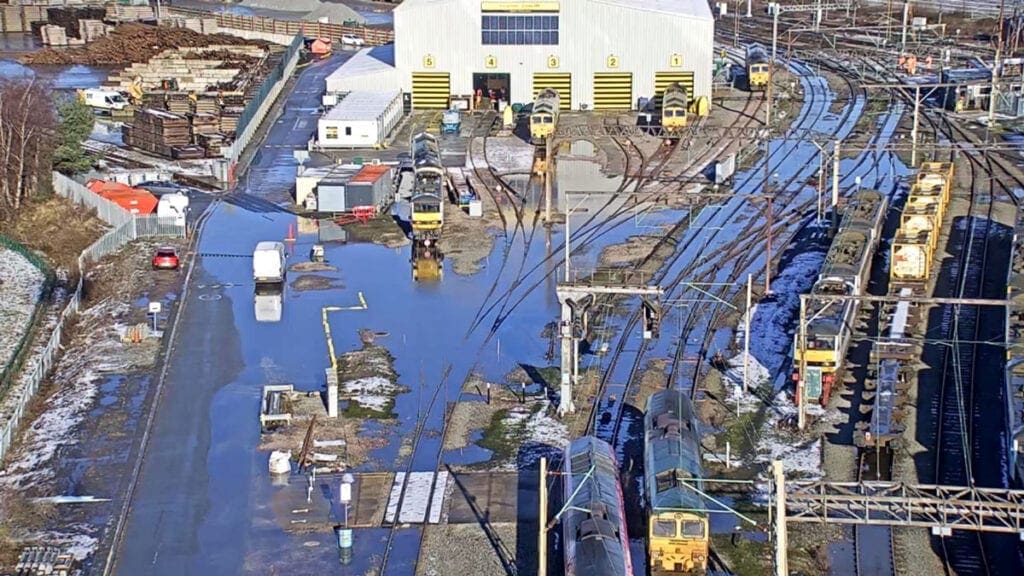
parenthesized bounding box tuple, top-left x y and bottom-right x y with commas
(152, 247, 180, 270)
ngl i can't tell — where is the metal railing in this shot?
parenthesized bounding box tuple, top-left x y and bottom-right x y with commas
(0, 174, 186, 463)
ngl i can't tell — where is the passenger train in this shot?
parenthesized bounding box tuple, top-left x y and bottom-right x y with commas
(410, 132, 445, 241)
(660, 82, 689, 134)
(746, 44, 770, 91)
(529, 88, 561, 144)
(793, 189, 888, 407)
(563, 436, 633, 576)
(644, 389, 708, 575)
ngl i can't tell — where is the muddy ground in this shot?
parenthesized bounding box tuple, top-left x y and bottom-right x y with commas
(0, 236, 189, 571)
(258, 337, 405, 472)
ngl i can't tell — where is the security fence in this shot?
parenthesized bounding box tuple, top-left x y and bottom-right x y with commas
(0, 174, 186, 463)
(0, 236, 54, 401)
(234, 33, 304, 144)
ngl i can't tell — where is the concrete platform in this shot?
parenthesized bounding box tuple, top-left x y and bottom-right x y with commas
(446, 471, 538, 525)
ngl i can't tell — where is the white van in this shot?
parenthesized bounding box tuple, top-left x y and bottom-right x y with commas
(253, 241, 286, 284)
(156, 192, 189, 227)
(79, 89, 128, 111)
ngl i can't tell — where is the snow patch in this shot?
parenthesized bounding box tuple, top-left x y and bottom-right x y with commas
(0, 248, 46, 374)
(494, 399, 569, 470)
(0, 301, 134, 489)
(753, 392, 823, 481)
(23, 526, 98, 561)
(341, 376, 397, 411)
(482, 137, 535, 175)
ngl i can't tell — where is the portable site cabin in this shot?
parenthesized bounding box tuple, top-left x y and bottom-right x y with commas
(317, 89, 403, 148)
(318, 164, 394, 213)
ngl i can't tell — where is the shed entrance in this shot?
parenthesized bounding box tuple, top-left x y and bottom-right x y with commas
(412, 72, 451, 109)
(592, 72, 632, 110)
(654, 71, 694, 109)
(532, 73, 571, 109)
(472, 73, 510, 111)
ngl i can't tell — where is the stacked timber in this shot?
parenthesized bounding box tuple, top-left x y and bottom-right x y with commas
(78, 19, 106, 43)
(105, 5, 156, 22)
(188, 113, 220, 139)
(197, 133, 227, 158)
(40, 24, 67, 46)
(45, 6, 105, 40)
(125, 108, 190, 158)
(220, 107, 242, 134)
(192, 95, 220, 114)
(2, 6, 25, 33)
(171, 146, 206, 160)
(165, 93, 192, 115)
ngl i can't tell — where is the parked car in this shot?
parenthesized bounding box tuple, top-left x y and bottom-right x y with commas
(341, 34, 365, 47)
(152, 246, 180, 270)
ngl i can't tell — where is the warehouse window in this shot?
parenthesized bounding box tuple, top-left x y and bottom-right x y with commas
(326, 126, 338, 139)
(481, 14, 558, 45)
(345, 127, 352, 136)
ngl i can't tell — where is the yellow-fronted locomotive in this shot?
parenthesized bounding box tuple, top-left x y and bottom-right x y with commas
(410, 132, 445, 240)
(746, 44, 770, 91)
(645, 389, 708, 574)
(529, 88, 560, 144)
(661, 82, 689, 133)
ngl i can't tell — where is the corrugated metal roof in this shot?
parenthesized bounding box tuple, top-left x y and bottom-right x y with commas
(323, 89, 402, 122)
(593, 0, 712, 19)
(351, 164, 391, 184)
(325, 45, 395, 84)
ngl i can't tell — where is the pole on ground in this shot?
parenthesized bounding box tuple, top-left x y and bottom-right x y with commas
(564, 192, 571, 282)
(744, 273, 752, 393)
(765, 193, 773, 293)
(797, 296, 807, 430)
(773, 460, 789, 576)
(545, 136, 553, 223)
(989, 0, 1006, 126)
(538, 457, 548, 576)
(912, 85, 921, 167)
(831, 139, 840, 229)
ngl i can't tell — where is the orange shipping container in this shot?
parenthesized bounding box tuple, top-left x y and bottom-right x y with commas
(311, 38, 332, 55)
(86, 178, 134, 195)
(98, 189, 158, 215)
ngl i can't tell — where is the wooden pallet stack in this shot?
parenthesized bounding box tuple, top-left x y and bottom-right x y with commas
(219, 107, 242, 134)
(166, 93, 192, 115)
(192, 94, 220, 114)
(125, 108, 191, 158)
(40, 24, 67, 46)
(45, 6, 105, 40)
(188, 113, 219, 139)
(196, 133, 226, 158)
(78, 19, 107, 43)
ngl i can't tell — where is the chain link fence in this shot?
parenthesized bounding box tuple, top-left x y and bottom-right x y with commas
(0, 236, 55, 398)
(0, 174, 186, 462)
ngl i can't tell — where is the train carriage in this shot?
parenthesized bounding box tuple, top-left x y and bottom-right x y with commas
(794, 190, 888, 406)
(530, 88, 560, 144)
(746, 44, 770, 91)
(645, 389, 708, 575)
(410, 132, 445, 240)
(661, 82, 689, 134)
(563, 437, 633, 576)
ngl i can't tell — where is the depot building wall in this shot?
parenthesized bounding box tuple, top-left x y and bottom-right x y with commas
(393, 0, 713, 110)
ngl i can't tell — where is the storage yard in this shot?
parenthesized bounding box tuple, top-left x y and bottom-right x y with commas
(4, 0, 1024, 575)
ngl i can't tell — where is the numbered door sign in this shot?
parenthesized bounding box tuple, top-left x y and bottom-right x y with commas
(607, 55, 619, 68)
(423, 54, 435, 68)
(670, 54, 682, 68)
(485, 55, 497, 69)
(547, 55, 560, 69)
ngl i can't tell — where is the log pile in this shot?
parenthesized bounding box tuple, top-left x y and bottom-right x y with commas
(21, 22, 271, 66)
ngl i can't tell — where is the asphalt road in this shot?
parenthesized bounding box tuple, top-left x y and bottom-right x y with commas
(110, 54, 349, 576)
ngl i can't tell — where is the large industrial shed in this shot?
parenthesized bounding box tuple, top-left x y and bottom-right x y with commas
(393, 0, 713, 110)
(325, 0, 713, 111)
